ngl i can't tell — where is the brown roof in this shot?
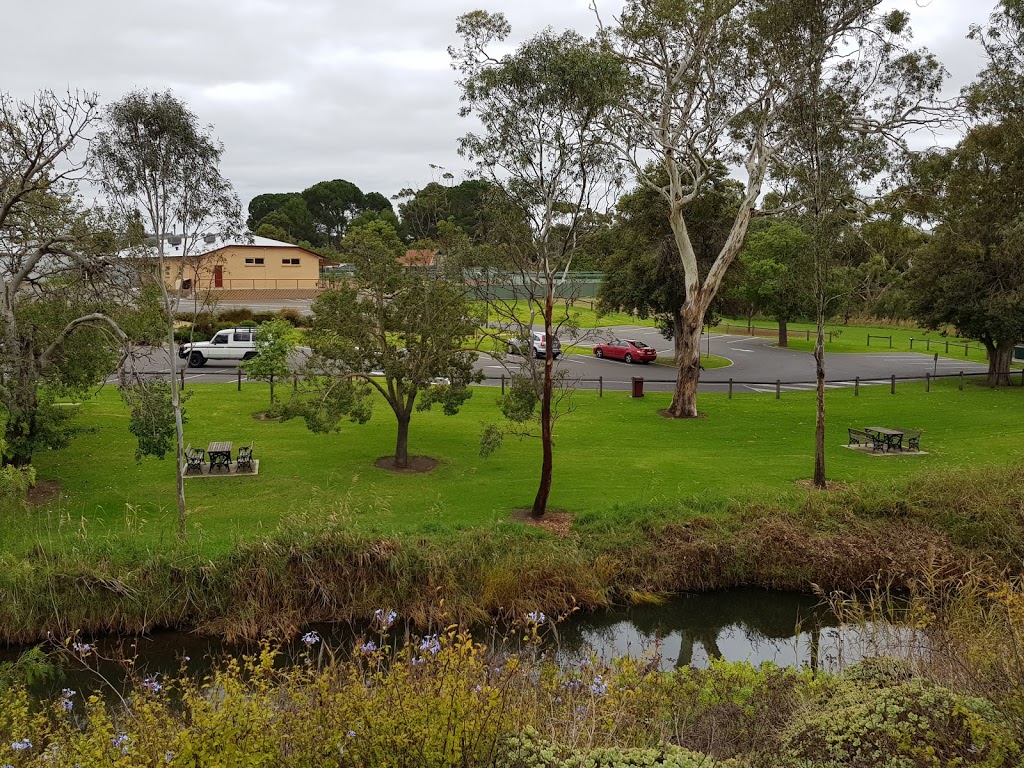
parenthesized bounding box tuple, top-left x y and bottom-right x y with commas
(397, 249, 437, 267)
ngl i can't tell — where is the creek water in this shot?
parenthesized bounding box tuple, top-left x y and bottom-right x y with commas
(3, 589, 917, 699)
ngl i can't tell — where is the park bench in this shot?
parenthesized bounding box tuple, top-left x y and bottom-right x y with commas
(236, 442, 254, 472)
(848, 428, 885, 452)
(894, 429, 922, 452)
(184, 444, 205, 474)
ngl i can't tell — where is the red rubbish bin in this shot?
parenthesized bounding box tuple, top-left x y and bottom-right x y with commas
(631, 376, 644, 398)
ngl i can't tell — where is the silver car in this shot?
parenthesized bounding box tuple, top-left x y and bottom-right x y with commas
(507, 330, 562, 359)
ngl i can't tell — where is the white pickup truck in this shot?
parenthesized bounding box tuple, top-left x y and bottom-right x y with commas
(178, 327, 257, 368)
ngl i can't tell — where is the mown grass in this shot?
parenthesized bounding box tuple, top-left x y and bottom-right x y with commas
(715, 316, 1022, 367)
(16, 376, 1024, 560)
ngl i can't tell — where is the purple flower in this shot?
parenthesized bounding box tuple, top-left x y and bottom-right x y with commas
(591, 675, 608, 696)
(111, 733, 130, 754)
(373, 609, 397, 629)
(72, 642, 93, 654)
(525, 611, 546, 625)
(301, 631, 320, 647)
(359, 640, 377, 653)
(10, 738, 31, 751)
(411, 656, 425, 666)
(165, 751, 175, 763)
(142, 675, 162, 694)
(347, 730, 356, 738)
(474, 684, 483, 693)
(419, 634, 441, 655)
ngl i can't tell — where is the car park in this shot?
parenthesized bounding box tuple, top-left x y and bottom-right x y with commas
(178, 327, 258, 368)
(507, 330, 562, 359)
(592, 339, 658, 364)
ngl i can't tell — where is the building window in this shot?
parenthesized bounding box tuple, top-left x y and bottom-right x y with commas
(282, 258, 300, 266)
(244, 257, 265, 265)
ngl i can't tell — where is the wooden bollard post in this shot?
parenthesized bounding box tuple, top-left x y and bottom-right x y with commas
(598, 376, 603, 398)
(806, 329, 810, 341)
(776, 379, 781, 399)
(959, 371, 964, 390)
(945, 340, 949, 353)
(855, 376, 859, 396)
(925, 372, 930, 392)
(728, 378, 733, 399)
(891, 375, 896, 394)
(501, 374, 505, 395)
(237, 368, 242, 391)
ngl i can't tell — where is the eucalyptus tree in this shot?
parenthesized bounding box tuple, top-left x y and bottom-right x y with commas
(597, 0, 780, 419)
(0, 90, 139, 468)
(450, 12, 622, 517)
(763, 0, 951, 487)
(92, 90, 243, 539)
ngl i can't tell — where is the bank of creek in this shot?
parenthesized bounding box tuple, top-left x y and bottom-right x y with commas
(2, 589, 917, 700)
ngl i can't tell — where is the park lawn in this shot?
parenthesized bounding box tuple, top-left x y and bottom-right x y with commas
(472, 301, 657, 330)
(714, 316, 1021, 367)
(19, 376, 1024, 558)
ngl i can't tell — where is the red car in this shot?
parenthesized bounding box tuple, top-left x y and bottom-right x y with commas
(593, 339, 658, 364)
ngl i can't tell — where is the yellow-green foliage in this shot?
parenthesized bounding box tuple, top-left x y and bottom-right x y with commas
(0, 634, 1020, 768)
(782, 662, 1020, 767)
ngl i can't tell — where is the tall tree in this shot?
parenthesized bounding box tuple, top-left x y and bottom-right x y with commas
(0, 91, 136, 467)
(599, 0, 778, 418)
(765, 0, 950, 488)
(292, 221, 479, 468)
(451, 12, 621, 517)
(905, 123, 1024, 385)
(301, 179, 364, 247)
(92, 89, 243, 540)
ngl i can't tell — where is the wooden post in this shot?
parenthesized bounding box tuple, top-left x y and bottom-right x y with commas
(806, 329, 810, 341)
(925, 372, 930, 392)
(891, 375, 896, 395)
(501, 374, 505, 395)
(959, 371, 964, 390)
(910, 338, 914, 350)
(180, 367, 185, 391)
(237, 368, 242, 392)
(945, 340, 949, 353)
(855, 376, 859, 396)
(828, 331, 833, 344)
(728, 378, 733, 399)
(776, 379, 781, 399)
(598, 376, 603, 398)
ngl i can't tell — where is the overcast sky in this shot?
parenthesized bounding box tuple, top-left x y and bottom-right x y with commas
(5, 0, 996, 213)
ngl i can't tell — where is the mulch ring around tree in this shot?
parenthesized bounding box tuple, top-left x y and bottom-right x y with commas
(510, 508, 576, 538)
(374, 456, 439, 474)
(27, 480, 62, 507)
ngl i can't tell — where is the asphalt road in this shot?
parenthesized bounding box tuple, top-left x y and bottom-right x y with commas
(121, 324, 990, 394)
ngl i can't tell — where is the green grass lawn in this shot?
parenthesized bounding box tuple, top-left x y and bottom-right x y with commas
(714, 317, 1019, 367)
(18, 376, 1024, 558)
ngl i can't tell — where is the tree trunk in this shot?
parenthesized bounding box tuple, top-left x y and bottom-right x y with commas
(778, 318, 789, 348)
(394, 412, 411, 469)
(986, 341, 1014, 387)
(531, 286, 555, 518)
(157, 276, 188, 541)
(813, 304, 827, 489)
(666, 302, 703, 418)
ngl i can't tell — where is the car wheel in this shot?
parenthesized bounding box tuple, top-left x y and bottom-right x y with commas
(624, 353, 633, 364)
(242, 351, 256, 361)
(535, 350, 545, 359)
(595, 348, 604, 358)
(188, 351, 206, 368)
(507, 343, 517, 356)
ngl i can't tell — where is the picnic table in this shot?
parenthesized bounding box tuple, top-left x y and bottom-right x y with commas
(208, 441, 233, 472)
(865, 427, 904, 452)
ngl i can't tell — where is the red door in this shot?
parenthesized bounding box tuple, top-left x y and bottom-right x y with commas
(214, 265, 223, 288)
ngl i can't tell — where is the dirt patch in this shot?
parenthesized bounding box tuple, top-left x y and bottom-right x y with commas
(27, 480, 62, 507)
(795, 478, 849, 491)
(511, 508, 576, 538)
(658, 409, 706, 420)
(374, 456, 439, 474)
